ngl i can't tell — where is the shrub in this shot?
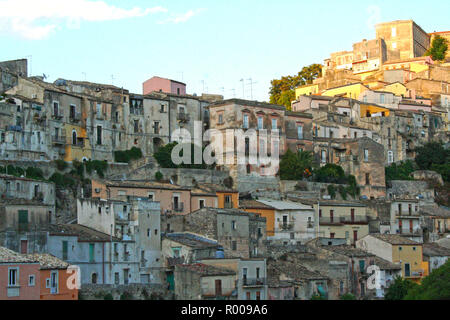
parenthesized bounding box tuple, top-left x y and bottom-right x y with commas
(25, 167, 44, 180)
(338, 185, 347, 200)
(155, 171, 163, 181)
(120, 291, 133, 300)
(104, 293, 114, 300)
(340, 293, 356, 300)
(114, 147, 143, 163)
(72, 160, 84, 178)
(49, 173, 76, 188)
(327, 185, 336, 199)
(85, 160, 107, 178)
(54, 159, 69, 171)
(314, 164, 346, 184)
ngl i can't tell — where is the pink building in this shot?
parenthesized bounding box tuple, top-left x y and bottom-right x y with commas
(143, 76, 186, 96)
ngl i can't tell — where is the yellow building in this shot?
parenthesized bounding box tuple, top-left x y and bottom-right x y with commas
(63, 124, 92, 162)
(322, 83, 369, 99)
(383, 82, 408, 96)
(356, 234, 428, 283)
(240, 200, 276, 237)
(309, 201, 370, 245)
(295, 84, 320, 99)
(359, 103, 390, 118)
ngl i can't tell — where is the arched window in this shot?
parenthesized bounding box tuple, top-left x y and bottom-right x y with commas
(72, 130, 77, 146)
(92, 273, 97, 284)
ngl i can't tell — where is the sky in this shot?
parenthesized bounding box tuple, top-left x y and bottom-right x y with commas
(0, 0, 449, 102)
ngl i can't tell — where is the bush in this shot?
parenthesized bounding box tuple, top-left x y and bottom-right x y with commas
(310, 294, 327, 300)
(25, 167, 44, 180)
(54, 159, 69, 171)
(314, 164, 346, 184)
(279, 149, 314, 180)
(114, 147, 143, 163)
(85, 160, 107, 178)
(120, 291, 134, 300)
(104, 293, 114, 300)
(385, 160, 415, 183)
(72, 160, 84, 178)
(155, 171, 163, 181)
(327, 185, 336, 199)
(340, 293, 356, 300)
(338, 185, 347, 200)
(49, 172, 76, 188)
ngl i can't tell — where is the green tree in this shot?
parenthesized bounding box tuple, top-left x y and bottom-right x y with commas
(384, 277, 419, 300)
(425, 35, 448, 61)
(385, 160, 416, 183)
(314, 164, 346, 184)
(269, 64, 322, 109)
(278, 149, 313, 180)
(415, 142, 450, 182)
(404, 260, 450, 300)
(340, 293, 356, 300)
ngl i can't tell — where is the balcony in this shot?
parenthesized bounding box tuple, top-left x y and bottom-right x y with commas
(52, 112, 63, 120)
(395, 211, 420, 219)
(72, 139, 85, 148)
(397, 229, 423, 236)
(340, 216, 369, 224)
(224, 202, 234, 209)
(51, 135, 66, 145)
(177, 112, 190, 122)
(172, 202, 184, 212)
(319, 217, 343, 226)
(240, 278, 266, 287)
(69, 112, 82, 122)
(279, 223, 295, 231)
(406, 269, 425, 279)
(166, 257, 185, 268)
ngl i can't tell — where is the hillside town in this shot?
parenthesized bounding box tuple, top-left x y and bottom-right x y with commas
(0, 19, 449, 300)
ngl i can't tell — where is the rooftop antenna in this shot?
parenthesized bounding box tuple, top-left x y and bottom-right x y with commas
(201, 80, 205, 93)
(42, 73, 49, 81)
(178, 71, 184, 81)
(82, 72, 87, 81)
(111, 74, 115, 85)
(240, 78, 245, 98)
(247, 78, 258, 100)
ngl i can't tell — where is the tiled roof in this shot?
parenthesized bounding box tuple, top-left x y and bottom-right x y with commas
(25, 254, 70, 270)
(48, 224, 121, 242)
(257, 199, 313, 211)
(423, 243, 450, 257)
(209, 99, 286, 111)
(239, 199, 274, 210)
(322, 245, 374, 258)
(105, 179, 190, 191)
(369, 234, 420, 245)
(164, 233, 220, 249)
(372, 256, 401, 270)
(268, 259, 327, 285)
(176, 263, 235, 276)
(0, 246, 36, 264)
(193, 183, 237, 194)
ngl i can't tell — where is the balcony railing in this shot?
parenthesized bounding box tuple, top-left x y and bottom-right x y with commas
(240, 278, 266, 287)
(279, 223, 295, 231)
(340, 216, 369, 224)
(173, 202, 184, 212)
(51, 135, 66, 145)
(52, 113, 63, 120)
(177, 112, 190, 122)
(319, 217, 343, 225)
(166, 257, 185, 267)
(397, 229, 423, 236)
(395, 211, 420, 218)
(69, 112, 82, 122)
(224, 202, 234, 209)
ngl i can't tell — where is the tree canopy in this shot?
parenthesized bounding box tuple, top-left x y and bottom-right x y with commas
(269, 64, 322, 109)
(425, 35, 448, 61)
(415, 142, 450, 182)
(404, 260, 450, 300)
(278, 149, 313, 180)
(384, 277, 419, 300)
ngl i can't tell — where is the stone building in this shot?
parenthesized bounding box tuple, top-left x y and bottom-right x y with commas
(173, 207, 267, 259)
(375, 20, 430, 61)
(174, 263, 236, 300)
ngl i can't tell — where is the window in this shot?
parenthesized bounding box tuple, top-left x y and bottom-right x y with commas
(134, 120, 139, 133)
(256, 291, 261, 300)
(388, 151, 394, 164)
(232, 241, 237, 251)
(232, 221, 236, 230)
(297, 125, 303, 139)
(365, 173, 370, 185)
(218, 113, 223, 124)
(8, 268, 18, 287)
(272, 118, 277, 130)
(89, 243, 95, 263)
(53, 101, 59, 116)
(364, 149, 369, 162)
(392, 27, 397, 37)
(177, 88, 180, 95)
(199, 199, 205, 209)
(243, 114, 249, 129)
(147, 229, 151, 238)
(115, 273, 120, 285)
(62, 241, 68, 260)
(257, 117, 263, 130)
(72, 130, 77, 146)
(29, 275, 35, 287)
(148, 193, 154, 201)
(399, 247, 402, 251)
(153, 121, 160, 134)
(380, 94, 385, 104)
(160, 104, 165, 113)
(96, 126, 102, 145)
(321, 150, 327, 163)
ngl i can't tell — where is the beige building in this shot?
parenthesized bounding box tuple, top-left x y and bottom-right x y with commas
(375, 20, 430, 61)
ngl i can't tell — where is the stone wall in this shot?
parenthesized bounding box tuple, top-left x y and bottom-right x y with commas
(79, 283, 172, 300)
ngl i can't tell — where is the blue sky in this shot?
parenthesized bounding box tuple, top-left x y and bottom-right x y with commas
(0, 0, 449, 101)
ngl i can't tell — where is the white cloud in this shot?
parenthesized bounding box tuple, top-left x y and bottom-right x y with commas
(158, 9, 205, 25)
(0, 0, 168, 40)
